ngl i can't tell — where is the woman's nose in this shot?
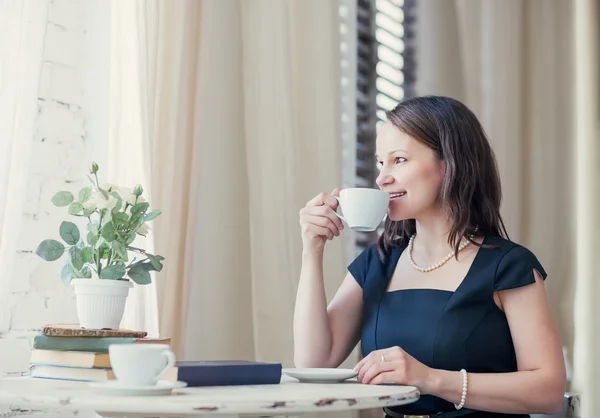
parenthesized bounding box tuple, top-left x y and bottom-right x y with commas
(376, 170, 394, 189)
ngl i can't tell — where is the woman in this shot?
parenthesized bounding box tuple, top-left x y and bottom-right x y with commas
(294, 96, 566, 418)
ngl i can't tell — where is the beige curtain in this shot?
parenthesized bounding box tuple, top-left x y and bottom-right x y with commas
(110, 3, 355, 411)
(108, 0, 160, 336)
(573, 0, 599, 416)
(0, 0, 49, 315)
(240, 0, 348, 365)
(416, 0, 575, 370)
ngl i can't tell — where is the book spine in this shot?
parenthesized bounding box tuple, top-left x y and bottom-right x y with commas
(33, 335, 136, 353)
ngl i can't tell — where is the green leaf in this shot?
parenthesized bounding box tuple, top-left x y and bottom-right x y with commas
(128, 265, 151, 285)
(100, 264, 126, 280)
(87, 231, 98, 246)
(125, 231, 137, 245)
(68, 263, 81, 277)
(61, 263, 73, 285)
(68, 202, 84, 215)
(35, 240, 65, 261)
(131, 202, 149, 215)
(130, 213, 144, 229)
(80, 266, 92, 278)
(79, 187, 92, 203)
(101, 222, 117, 242)
(83, 208, 95, 217)
(51, 191, 74, 207)
(132, 207, 146, 225)
(82, 247, 94, 263)
(69, 246, 84, 270)
(144, 210, 161, 222)
(147, 254, 165, 272)
(112, 212, 129, 226)
(59, 221, 80, 245)
(87, 222, 99, 235)
(101, 209, 112, 224)
(135, 261, 153, 271)
(98, 242, 111, 259)
(111, 241, 128, 262)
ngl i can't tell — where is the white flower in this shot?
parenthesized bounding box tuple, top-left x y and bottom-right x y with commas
(84, 191, 119, 211)
(100, 183, 119, 193)
(99, 184, 145, 206)
(137, 223, 150, 236)
(118, 188, 146, 206)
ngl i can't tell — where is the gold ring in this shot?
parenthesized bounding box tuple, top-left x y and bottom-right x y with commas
(380, 354, 385, 363)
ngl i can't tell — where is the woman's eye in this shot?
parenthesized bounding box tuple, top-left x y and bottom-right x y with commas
(395, 157, 406, 164)
(376, 161, 383, 170)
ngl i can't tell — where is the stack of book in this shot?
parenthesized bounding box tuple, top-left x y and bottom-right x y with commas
(29, 324, 283, 386)
(29, 324, 170, 382)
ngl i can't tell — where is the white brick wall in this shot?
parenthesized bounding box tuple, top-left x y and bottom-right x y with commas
(0, 0, 109, 383)
(1, 1, 108, 417)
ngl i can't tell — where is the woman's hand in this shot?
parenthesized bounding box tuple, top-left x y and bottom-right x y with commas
(354, 346, 434, 393)
(299, 188, 344, 253)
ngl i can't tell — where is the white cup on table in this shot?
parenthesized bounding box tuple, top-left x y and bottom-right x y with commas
(109, 344, 175, 387)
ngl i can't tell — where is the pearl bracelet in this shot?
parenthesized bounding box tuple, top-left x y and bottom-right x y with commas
(454, 369, 468, 410)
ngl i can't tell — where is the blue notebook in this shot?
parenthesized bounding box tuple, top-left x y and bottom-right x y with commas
(167, 360, 282, 387)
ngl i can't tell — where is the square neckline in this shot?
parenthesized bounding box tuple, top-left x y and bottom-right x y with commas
(384, 234, 489, 296)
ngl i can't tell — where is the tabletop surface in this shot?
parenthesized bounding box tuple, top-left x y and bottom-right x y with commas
(0, 376, 420, 415)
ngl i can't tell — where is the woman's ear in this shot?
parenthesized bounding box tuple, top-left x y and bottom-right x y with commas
(438, 160, 447, 179)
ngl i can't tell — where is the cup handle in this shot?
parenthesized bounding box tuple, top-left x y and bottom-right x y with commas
(332, 196, 347, 224)
(156, 350, 176, 381)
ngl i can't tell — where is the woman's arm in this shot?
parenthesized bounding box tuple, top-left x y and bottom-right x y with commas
(294, 190, 364, 368)
(427, 270, 566, 414)
(294, 265, 364, 368)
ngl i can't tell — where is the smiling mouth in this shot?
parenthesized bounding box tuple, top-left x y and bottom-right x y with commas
(389, 192, 406, 199)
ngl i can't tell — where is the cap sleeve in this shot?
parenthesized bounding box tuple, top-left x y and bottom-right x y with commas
(494, 245, 547, 292)
(348, 244, 378, 288)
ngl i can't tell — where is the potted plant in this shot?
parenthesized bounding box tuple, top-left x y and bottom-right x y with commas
(35, 162, 165, 330)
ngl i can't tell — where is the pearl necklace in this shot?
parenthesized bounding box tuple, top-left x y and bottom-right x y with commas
(408, 233, 474, 273)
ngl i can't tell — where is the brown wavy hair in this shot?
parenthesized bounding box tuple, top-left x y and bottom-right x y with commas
(376, 96, 509, 262)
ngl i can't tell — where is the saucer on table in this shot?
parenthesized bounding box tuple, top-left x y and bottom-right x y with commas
(89, 380, 187, 396)
(282, 368, 358, 383)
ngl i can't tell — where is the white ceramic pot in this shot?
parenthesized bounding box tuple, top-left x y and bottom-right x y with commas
(71, 278, 133, 329)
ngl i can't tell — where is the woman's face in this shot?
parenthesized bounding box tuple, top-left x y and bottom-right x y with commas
(375, 122, 445, 221)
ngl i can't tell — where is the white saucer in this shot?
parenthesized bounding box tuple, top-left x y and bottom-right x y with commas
(89, 380, 187, 396)
(282, 368, 358, 383)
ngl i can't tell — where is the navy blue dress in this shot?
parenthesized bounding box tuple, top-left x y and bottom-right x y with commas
(348, 235, 546, 417)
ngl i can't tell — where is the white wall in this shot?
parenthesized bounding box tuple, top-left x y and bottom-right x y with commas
(0, 0, 109, 380)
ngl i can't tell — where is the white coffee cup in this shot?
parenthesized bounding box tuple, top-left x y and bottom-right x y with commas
(333, 188, 390, 232)
(109, 344, 176, 387)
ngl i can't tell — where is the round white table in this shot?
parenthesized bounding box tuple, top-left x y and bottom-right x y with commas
(0, 376, 419, 417)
